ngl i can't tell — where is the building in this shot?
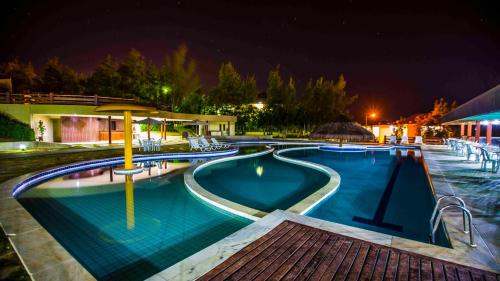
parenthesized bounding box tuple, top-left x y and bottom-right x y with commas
(0, 93, 236, 143)
(442, 84, 499, 145)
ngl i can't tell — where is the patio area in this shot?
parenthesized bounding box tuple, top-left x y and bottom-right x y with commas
(421, 145, 499, 264)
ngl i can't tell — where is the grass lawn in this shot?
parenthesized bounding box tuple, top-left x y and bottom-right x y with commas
(0, 143, 267, 280)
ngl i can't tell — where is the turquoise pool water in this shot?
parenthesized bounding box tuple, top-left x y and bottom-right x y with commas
(194, 152, 330, 212)
(281, 148, 450, 247)
(18, 162, 251, 281)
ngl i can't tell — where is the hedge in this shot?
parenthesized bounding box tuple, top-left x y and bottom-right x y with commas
(0, 112, 35, 141)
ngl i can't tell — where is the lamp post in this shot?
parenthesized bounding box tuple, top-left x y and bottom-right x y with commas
(365, 112, 377, 127)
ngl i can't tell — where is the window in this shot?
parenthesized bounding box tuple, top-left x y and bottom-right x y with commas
(111, 121, 117, 131)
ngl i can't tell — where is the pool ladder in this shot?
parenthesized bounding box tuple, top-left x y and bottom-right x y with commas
(429, 195, 476, 247)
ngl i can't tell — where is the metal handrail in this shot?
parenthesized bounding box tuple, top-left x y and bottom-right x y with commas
(430, 204, 476, 247)
(430, 195, 467, 234)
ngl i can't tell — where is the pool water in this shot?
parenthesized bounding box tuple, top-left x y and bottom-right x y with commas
(18, 162, 251, 281)
(194, 152, 330, 212)
(281, 148, 450, 247)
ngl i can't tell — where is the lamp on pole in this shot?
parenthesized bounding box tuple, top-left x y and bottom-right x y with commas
(365, 112, 377, 127)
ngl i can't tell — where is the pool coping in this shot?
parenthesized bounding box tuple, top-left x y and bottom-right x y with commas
(183, 146, 341, 221)
(0, 149, 239, 281)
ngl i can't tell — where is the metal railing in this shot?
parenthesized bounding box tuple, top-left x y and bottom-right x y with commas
(0, 92, 137, 106)
(429, 195, 476, 247)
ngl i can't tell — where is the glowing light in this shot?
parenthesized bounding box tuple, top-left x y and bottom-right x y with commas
(370, 112, 377, 118)
(480, 121, 489, 125)
(255, 102, 264, 110)
(19, 144, 27, 150)
(161, 86, 171, 94)
(255, 165, 264, 177)
(492, 120, 500, 125)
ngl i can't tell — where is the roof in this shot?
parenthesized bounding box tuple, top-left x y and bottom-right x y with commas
(201, 220, 498, 280)
(442, 85, 500, 124)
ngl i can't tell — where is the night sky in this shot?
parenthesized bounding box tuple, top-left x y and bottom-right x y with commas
(1, 0, 499, 121)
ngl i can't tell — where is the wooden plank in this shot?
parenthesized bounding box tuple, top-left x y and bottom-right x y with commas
(443, 263, 459, 281)
(227, 226, 311, 281)
(409, 256, 420, 281)
(307, 238, 347, 280)
(396, 253, 410, 281)
(420, 259, 433, 281)
(267, 231, 324, 280)
(331, 242, 362, 281)
(456, 267, 473, 281)
(294, 235, 339, 280)
(357, 245, 380, 281)
(371, 247, 390, 281)
(200, 221, 295, 280)
(281, 232, 330, 281)
(320, 241, 354, 281)
(252, 228, 316, 281)
(345, 243, 371, 281)
(431, 260, 446, 281)
(384, 250, 400, 281)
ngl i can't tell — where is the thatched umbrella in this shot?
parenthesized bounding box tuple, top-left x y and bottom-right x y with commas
(310, 116, 374, 146)
(134, 118, 162, 139)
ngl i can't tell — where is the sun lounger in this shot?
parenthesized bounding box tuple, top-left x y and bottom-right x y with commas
(211, 137, 230, 149)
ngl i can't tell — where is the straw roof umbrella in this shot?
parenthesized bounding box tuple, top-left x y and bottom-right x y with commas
(134, 118, 162, 139)
(310, 117, 374, 146)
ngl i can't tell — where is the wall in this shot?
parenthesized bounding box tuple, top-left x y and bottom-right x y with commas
(31, 114, 54, 142)
(60, 116, 100, 142)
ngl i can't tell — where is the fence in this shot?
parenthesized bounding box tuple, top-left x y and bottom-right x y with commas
(0, 92, 137, 106)
(383, 136, 443, 145)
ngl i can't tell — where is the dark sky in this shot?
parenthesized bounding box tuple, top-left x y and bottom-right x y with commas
(1, 0, 499, 121)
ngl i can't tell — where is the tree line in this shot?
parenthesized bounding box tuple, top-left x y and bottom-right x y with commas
(0, 45, 358, 136)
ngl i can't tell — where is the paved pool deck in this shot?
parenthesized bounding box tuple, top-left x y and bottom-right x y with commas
(421, 145, 499, 265)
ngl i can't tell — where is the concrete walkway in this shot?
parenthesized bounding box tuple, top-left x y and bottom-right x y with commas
(422, 145, 499, 265)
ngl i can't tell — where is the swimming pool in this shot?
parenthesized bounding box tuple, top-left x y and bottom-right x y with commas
(280, 147, 450, 247)
(194, 151, 330, 212)
(17, 161, 251, 281)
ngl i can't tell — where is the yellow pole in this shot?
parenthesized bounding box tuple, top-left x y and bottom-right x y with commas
(123, 110, 133, 170)
(125, 175, 135, 230)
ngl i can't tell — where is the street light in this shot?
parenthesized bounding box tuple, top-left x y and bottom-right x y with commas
(365, 112, 377, 126)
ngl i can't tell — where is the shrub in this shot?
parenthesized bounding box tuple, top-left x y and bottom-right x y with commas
(0, 112, 35, 141)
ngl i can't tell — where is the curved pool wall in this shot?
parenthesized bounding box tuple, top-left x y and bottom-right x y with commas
(279, 146, 451, 247)
(14, 155, 250, 281)
(189, 147, 340, 220)
(11, 148, 239, 198)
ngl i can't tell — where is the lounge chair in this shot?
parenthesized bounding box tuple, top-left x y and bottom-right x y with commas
(188, 138, 212, 152)
(400, 136, 409, 144)
(414, 136, 423, 145)
(199, 137, 219, 150)
(479, 147, 499, 172)
(211, 138, 230, 149)
(389, 135, 397, 144)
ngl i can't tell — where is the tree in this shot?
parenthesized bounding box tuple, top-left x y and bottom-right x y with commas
(301, 74, 357, 130)
(117, 49, 147, 99)
(0, 58, 38, 93)
(160, 44, 200, 111)
(40, 57, 82, 93)
(86, 55, 121, 97)
(208, 62, 243, 105)
(415, 98, 456, 126)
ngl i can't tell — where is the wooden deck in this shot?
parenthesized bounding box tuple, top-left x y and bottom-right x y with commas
(200, 221, 499, 281)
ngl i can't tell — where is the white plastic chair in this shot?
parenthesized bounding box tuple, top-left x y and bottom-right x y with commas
(415, 136, 423, 145)
(188, 138, 211, 152)
(401, 136, 409, 144)
(199, 137, 218, 150)
(211, 138, 230, 149)
(389, 135, 397, 144)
